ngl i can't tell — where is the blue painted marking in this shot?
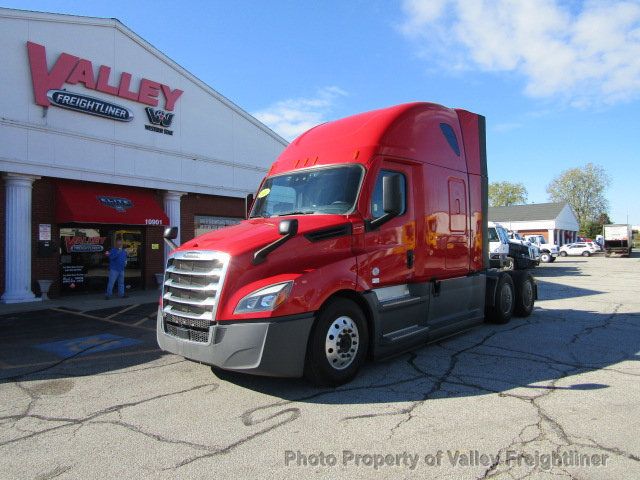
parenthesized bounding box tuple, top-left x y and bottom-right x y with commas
(36, 334, 142, 358)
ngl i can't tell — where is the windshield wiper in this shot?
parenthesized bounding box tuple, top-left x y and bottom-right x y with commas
(277, 211, 315, 216)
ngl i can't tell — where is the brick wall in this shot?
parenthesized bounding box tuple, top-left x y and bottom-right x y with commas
(180, 193, 244, 242)
(144, 225, 165, 289)
(31, 178, 60, 297)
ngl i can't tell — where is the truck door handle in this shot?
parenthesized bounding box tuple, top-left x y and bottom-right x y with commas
(407, 249, 414, 268)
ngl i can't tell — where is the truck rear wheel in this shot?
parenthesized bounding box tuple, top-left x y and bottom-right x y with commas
(486, 274, 515, 324)
(513, 272, 535, 317)
(304, 298, 368, 386)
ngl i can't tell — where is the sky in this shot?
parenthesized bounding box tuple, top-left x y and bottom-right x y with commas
(3, 0, 639, 224)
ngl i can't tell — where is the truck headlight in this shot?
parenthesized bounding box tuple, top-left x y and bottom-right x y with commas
(234, 282, 293, 314)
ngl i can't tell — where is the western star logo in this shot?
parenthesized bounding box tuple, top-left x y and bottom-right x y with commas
(145, 107, 174, 135)
(47, 90, 133, 121)
(98, 196, 133, 212)
(27, 41, 183, 111)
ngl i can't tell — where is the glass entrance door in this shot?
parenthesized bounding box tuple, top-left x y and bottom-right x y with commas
(59, 225, 144, 294)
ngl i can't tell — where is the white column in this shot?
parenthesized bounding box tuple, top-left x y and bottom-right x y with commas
(2, 173, 39, 303)
(547, 229, 554, 245)
(163, 191, 186, 263)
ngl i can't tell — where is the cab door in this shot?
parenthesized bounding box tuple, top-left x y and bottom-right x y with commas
(359, 161, 416, 289)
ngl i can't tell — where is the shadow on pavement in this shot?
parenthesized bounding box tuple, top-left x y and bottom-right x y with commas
(533, 264, 591, 277)
(535, 279, 604, 301)
(210, 307, 640, 405)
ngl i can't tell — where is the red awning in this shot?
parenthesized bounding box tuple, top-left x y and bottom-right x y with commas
(56, 181, 169, 226)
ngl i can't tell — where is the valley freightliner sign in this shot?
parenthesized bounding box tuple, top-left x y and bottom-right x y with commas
(47, 89, 134, 121)
(27, 41, 183, 121)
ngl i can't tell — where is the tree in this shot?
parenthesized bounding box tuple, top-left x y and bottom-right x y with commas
(581, 212, 612, 238)
(546, 163, 611, 231)
(489, 181, 528, 207)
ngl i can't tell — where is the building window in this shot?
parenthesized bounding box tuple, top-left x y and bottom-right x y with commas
(194, 215, 242, 237)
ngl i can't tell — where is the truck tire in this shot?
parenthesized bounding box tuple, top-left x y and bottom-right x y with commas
(485, 273, 515, 324)
(304, 298, 369, 386)
(540, 252, 551, 263)
(513, 272, 535, 317)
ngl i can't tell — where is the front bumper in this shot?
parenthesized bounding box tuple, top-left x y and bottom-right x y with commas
(156, 308, 315, 377)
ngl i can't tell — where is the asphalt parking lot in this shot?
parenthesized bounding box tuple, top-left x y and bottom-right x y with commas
(1, 253, 639, 479)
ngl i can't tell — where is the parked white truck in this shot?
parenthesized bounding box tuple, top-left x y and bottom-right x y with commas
(525, 235, 559, 263)
(603, 224, 633, 257)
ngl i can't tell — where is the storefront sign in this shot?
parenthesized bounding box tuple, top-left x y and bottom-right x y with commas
(47, 89, 134, 122)
(62, 265, 85, 287)
(98, 196, 133, 212)
(64, 236, 106, 254)
(27, 41, 183, 111)
(38, 224, 52, 241)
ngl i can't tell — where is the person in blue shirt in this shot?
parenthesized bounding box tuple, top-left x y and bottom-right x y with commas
(105, 238, 128, 299)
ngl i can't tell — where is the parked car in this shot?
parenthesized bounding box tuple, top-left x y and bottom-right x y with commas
(559, 242, 595, 257)
(587, 241, 601, 252)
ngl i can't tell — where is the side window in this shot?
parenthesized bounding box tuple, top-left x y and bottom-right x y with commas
(371, 169, 406, 219)
(440, 123, 461, 156)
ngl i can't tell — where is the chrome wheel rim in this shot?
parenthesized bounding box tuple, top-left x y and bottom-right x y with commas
(325, 316, 359, 370)
(501, 284, 513, 315)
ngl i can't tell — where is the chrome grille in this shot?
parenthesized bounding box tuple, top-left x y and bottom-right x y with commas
(162, 250, 230, 344)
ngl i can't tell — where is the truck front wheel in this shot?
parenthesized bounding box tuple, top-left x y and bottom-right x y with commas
(540, 252, 552, 263)
(304, 298, 369, 386)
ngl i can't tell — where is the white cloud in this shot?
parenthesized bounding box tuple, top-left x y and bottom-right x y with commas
(253, 86, 347, 141)
(400, 0, 640, 106)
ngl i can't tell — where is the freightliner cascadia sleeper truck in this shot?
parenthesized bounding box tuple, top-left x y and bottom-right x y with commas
(157, 103, 536, 386)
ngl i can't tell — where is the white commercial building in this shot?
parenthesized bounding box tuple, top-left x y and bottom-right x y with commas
(0, 8, 287, 302)
(489, 202, 580, 246)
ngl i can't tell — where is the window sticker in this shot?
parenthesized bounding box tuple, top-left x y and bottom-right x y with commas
(257, 188, 271, 199)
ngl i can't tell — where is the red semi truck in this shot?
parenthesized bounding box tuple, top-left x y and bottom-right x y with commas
(157, 102, 536, 385)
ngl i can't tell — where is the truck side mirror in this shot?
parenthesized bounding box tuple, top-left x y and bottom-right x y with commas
(369, 174, 402, 230)
(163, 226, 179, 250)
(253, 219, 299, 264)
(278, 219, 298, 236)
(164, 226, 178, 240)
(245, 193, 254, 219)
(382, 174, 402, 215)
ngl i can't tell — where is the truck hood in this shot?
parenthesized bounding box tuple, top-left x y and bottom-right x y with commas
(175, 215, 353, 257)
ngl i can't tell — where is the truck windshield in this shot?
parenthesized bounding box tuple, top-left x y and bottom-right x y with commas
(250, 165, 363, 218)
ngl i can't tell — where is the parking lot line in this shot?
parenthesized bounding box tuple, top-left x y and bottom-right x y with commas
(105, 304, 140, 319)
(50, 308, 155, 332)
